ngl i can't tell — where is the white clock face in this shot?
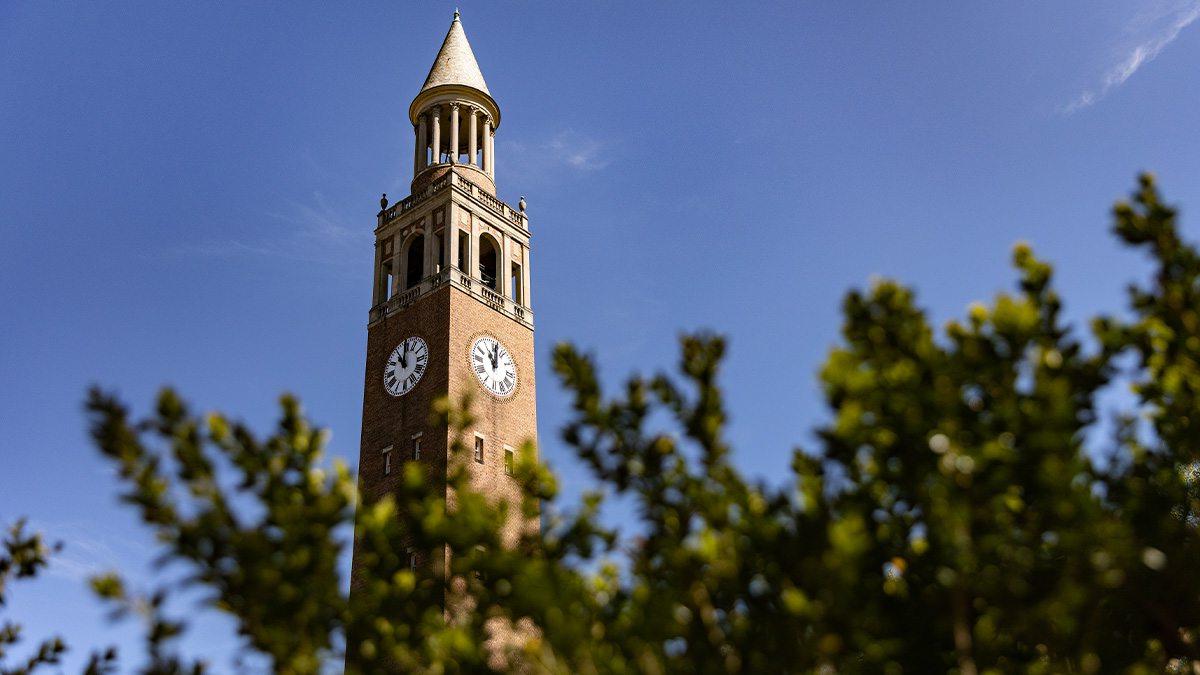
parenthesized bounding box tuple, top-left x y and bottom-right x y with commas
(384, 336, 428, 397)
(470, 335, 517, 398)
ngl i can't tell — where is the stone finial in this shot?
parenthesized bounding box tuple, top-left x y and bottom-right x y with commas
(454, 8, 460, 21)
(518, 196, 527, 213)
(380, 193, 388, 210)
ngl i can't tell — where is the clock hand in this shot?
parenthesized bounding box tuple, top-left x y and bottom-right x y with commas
(400, 341, 409, 368)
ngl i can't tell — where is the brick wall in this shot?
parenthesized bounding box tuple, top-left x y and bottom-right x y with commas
(348, 282, 538, 599)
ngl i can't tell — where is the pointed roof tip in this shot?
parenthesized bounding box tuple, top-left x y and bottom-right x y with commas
(419, 10, 489, 95)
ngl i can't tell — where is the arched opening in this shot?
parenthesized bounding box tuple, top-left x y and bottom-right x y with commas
(405, 235, 425, 289)
(478, 234, 499, 291)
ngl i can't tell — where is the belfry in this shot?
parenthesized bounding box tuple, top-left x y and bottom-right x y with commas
(350, 7, 538, 619)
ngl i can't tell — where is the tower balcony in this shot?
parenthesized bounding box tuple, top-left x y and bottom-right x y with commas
(369, 265, 533, 329)
(377, 169, 527, 234)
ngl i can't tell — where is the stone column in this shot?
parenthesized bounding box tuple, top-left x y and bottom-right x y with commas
(391, 232, 403, 296)
(482, 116, 492, 175)
(488, 127, 496, 178)
(468, 108, 478, 166)
(449, 103, 460, 164)
(417, 114, 428, 170)
(423, 214, 435, 282)
(412, 122, 421, 175)
(447, 203, 460, 275)
(372, 241, 383, 305)
(469, 215, 480, 282)
(430, 107, 441, 165)
(501, 233, 513, 297)
(521, 243, 531, 307)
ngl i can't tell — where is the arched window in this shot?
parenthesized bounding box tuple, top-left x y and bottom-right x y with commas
(405, 234, 425, 289)
(478, 234, 499, 291)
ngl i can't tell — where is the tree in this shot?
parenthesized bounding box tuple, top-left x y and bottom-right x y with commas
(2, 175, 1199, 673)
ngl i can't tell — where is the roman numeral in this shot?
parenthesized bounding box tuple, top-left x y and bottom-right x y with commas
(406, 374, 416, 387)
(414, 364, 425, 375)
(474, 364, 486, 374)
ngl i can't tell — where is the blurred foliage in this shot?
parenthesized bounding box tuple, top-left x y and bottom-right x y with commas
(2, 175, 1200, 673)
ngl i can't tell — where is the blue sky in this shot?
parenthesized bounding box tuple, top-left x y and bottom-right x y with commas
(3, 1, 1200, 669)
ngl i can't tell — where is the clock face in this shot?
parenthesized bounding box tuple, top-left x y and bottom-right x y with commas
(470, 335, 517, 398)
(384, 336, 428, 397)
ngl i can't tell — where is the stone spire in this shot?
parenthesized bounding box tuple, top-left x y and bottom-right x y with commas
(420, 10, 490, 96)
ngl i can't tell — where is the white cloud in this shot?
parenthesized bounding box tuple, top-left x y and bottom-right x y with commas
(29, 520, 132, 584)
(501, 130, 611, 185)
(1064, 0, 1200, 112)
(193, 191, 371, 268)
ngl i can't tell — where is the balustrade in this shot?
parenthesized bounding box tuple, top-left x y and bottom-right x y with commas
(380, 172, 525, 231)
(369, 265, 532, 328)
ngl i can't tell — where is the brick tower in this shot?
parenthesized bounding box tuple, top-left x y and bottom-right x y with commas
(352, 10, 536, 598)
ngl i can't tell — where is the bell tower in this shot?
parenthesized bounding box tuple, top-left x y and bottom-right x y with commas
(351, 9, 536, 597)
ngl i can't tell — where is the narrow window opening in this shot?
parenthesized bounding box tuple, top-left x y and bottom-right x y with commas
(478, 235, 498, 290)
(510, 262, 522, 303)
(382, 445, 393, 476)
(380, 265, 392, 300)
(473, 545, 486, 581)
(411, 432, 423, 460)
(457, 230, 469, 271)
(474, 435, 485, 464)
(504, 446, 514, 476)
(407, 547, 417, 572)
(405, 234, 425, 289)
(378, 240, 395, 300)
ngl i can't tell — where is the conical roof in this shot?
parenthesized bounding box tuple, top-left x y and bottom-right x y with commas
(420, 11, 490, 95)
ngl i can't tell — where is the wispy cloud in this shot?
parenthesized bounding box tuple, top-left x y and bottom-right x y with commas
(1064, 0, 1200, 113)
(501, 130, 611, 185)
(193, 191, 371, 268)
(30, 520, 136, 584)
(546, 132, 609, 171)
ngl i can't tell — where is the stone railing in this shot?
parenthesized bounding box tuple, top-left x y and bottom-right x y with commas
(379, 174, 453, 225)
(377, 172, 527, 231)
(369, 266, 533, 329)
(480, 285, 506, 311)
